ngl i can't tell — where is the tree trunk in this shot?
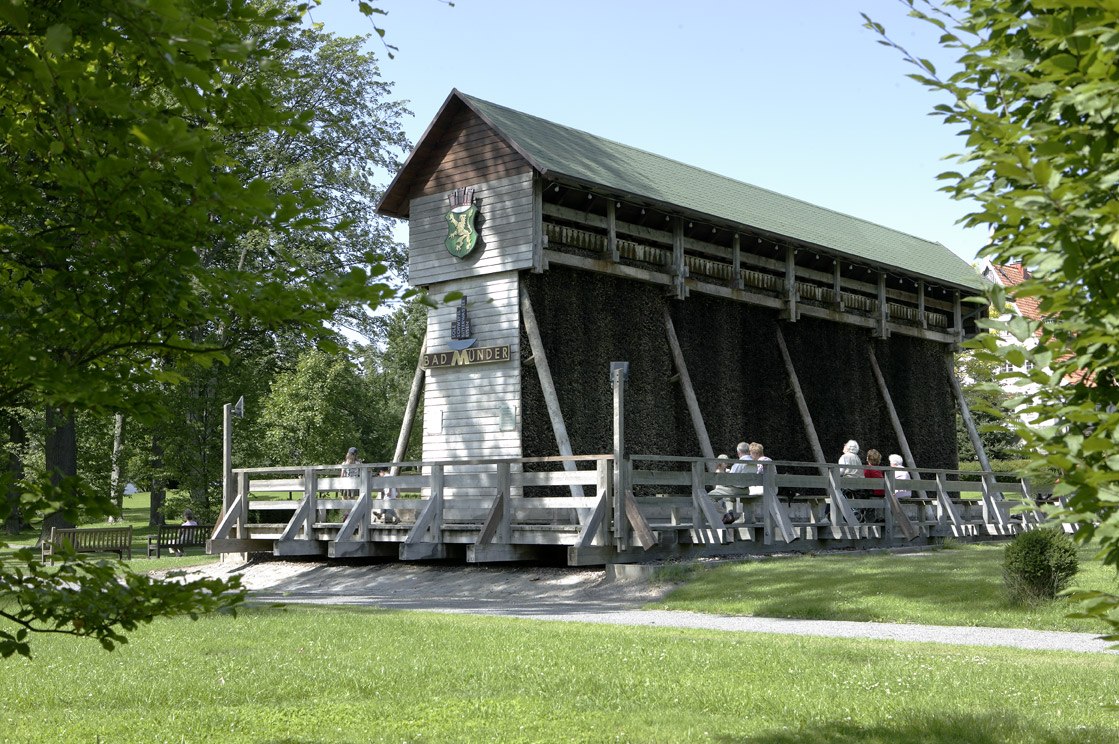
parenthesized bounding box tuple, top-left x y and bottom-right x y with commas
(109, 412, 125, 512)
(5, 410, 26, 534)
(40, 406, 77, 541)
(149, 435, 165, 527)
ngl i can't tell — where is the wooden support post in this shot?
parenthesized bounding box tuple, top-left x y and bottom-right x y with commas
(882, 471, 919, 540)
(672, 217, 687, 299)
(775, 326, 860, 528)
(876, 271, 890, 339)
(946, 355, 1005, 525)
(832, 260, 845, 310)
(521, 292, 585, 497)
(335, 491, 370, 544)
(405, 464, 445, 547)
(304, 467, 317, 536)
(690, 460, 728, 539)
(237, 472, 249, 539)
(763, 462, 797, 543)
(952, 291, 963, 342)
(575, 459, 612, 548)
(731, 234, 744, 289)
(867, 345, 930, 512)
(935, 472, 965, 527)
(783, 245, 798, 321)
(622, 490, 656, 550)
(664, 309, 714, 461)
(917, 280, 927, 329)
(390, 334, 427, 476)
(611, 362, 630, 550)
(278, 498, 311, 542)
(532, 177, 544, 273)
(476, 462, 511, 546)
(607, 199, 619, 262)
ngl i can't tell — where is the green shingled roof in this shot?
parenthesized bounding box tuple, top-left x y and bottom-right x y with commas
(457, 91, 983, 291)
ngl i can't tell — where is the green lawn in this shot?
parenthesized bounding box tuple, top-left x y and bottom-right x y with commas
(2, 605, 1116, 743)
(651, 543, 1119, 633)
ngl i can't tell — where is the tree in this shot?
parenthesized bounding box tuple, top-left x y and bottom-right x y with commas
(0, 0, 398, 657)
(954, 350, 1023, 462)
(866, 0, 1119, 637)
(140, 15, 410, 520)
(255, 349, 381, 466)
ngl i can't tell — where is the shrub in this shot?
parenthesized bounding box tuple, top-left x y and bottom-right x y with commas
(161, 491, 216, 525)
(1003, 528, 1079, 604)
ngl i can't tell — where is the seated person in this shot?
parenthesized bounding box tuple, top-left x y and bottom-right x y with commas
(709, 441, 752, 523)
(862, 449, 885, 524)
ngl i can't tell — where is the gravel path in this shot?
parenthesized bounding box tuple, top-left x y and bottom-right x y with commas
(246, 592, 1116, 654)
(195, 559, 1119, 656)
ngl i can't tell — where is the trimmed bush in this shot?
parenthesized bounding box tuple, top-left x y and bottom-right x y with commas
(1002, 528, 1079, 604)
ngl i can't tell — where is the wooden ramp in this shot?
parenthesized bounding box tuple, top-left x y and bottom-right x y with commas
(210, 455, 1044, 566)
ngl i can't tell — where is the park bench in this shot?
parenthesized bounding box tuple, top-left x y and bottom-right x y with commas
(42, 525, 133, 564)
(147, 524, 213, 558)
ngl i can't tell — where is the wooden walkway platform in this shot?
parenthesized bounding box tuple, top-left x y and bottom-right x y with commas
(208, 455, 1048, 566)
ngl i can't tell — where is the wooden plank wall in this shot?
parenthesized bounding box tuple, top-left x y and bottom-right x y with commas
(409, 172, 536, 286)
(422, 271, 523, 495)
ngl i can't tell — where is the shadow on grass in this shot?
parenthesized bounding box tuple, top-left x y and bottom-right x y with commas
(658, 547, 1046, 625)
(727, 711, 1113, 744)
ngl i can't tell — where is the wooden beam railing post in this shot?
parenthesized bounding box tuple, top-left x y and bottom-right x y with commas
(304, 467, 318, 538)
(237, 471, 249, 539)
(477, 462, 511, 547)
(691, 460, 728, 541)
(575, 459, 611, 548)
(763, 462, 797, 543)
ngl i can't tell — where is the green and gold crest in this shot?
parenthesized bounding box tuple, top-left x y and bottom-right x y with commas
(445, 187, 479, 258)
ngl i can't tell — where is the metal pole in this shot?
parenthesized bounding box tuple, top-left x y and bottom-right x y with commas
(222, 403, 233, 521)
(611, 362, 629, 550)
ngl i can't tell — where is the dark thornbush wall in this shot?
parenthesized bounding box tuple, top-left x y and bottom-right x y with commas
(521, 268, 957, 470)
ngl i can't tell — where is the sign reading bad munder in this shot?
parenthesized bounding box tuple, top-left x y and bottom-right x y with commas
(423, 345, 512, 369)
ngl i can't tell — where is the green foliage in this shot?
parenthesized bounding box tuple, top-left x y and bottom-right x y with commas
(1003, 528, 1080, 604)
(256, 349, 381, 466)
(0, 0, 400, 655)
(0, 549, 241, 658)
(954, 352, 1024, 461)
(866, 0, 1119, 638)
(957, 459, 1059, 493)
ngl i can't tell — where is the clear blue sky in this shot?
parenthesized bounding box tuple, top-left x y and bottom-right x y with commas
(312, 0, 986, 262)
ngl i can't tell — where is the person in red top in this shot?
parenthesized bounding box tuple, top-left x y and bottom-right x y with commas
(864, 449, 885, 495)
(860, 449, 886, 524)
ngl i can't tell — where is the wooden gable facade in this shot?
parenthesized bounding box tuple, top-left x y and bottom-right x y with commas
(379, 90, 986, 485)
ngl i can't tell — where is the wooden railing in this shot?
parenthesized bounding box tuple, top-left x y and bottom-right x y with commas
(210, 455, 1045, 562)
